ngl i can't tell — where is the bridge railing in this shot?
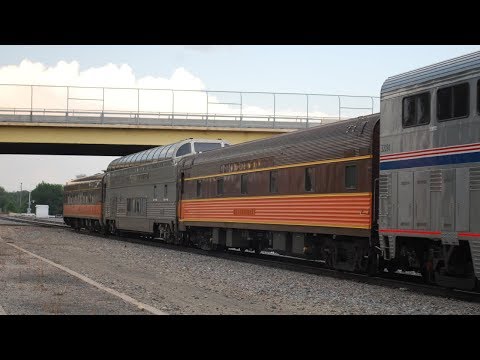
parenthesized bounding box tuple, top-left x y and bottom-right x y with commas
(0, 84, 380, 129)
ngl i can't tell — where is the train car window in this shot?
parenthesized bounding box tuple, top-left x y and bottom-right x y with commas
(241, 174, 248, 194)
(270, 170, 278, 193)
(478, 80, 480, 114)
(194, 142, 222, 153)
(437, 83, 469, 121)
(131, 152, 142, 163)
(217, 178, 224, 196)
(345, 165, 357, 189)
(166, 145, 176, 157)
(131, 152, 143, 164)
(158, 145, 171, 158)
(305, 167, 314, 192)
(164, 184, 168, 199)
(145, 148, 156, 161)
(402, 92, 430, 127)
(402, 96, 415, 127)
(139, 151, 150, 162)
(196, 180, 202, 198)
(151, 146, 164, 159)
(176, 143, 192, 157)
(417, 93, 430, 125)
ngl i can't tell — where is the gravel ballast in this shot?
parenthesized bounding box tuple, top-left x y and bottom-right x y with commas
(1, 224, 480, 315)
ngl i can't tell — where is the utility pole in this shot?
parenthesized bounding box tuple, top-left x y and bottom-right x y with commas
(19, 182, 22, 211)
(27, 191, 32, 214)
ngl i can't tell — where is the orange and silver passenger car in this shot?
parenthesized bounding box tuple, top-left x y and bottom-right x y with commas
(63, 173, 105, 231)
(177, 114, 380, 272)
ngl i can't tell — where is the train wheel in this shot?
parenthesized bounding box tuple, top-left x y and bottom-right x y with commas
(386, 260, 398, 274)
(109, 221, 117, 236)
(367, 252, 379, 276)
(102, 226, 109, 237)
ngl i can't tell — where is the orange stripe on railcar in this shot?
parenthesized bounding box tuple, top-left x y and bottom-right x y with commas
(63, 204, 103, 219)
(180, 193, 372, 229)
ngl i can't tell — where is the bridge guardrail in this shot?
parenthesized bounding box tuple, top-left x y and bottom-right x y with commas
(0, 84, 380, 129)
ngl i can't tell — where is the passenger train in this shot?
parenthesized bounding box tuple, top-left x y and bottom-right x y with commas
(63, 51, 480, 290)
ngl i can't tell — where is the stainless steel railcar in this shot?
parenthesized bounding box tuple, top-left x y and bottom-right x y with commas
(103, 138, 229, 238)
(379, 51, 480, 289)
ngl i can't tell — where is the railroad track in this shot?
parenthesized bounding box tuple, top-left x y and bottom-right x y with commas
(0, 215, 69, 228)
(2, 215, 479, 303)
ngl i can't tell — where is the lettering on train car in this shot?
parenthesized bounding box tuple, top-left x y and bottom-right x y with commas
(220, 157, 274, 173)
(233, 208, 256, 216)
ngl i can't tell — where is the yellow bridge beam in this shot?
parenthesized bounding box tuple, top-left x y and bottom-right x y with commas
(0, 122, 294, 146)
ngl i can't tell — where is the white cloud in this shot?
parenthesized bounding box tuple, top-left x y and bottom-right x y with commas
(0, 59, 373, 192)
(0, 59, 339, 119)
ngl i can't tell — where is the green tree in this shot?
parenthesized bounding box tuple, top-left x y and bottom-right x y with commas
(0, 183, 64, 214)
(31, 182, 64, 215)
(0, 186, 21, 213)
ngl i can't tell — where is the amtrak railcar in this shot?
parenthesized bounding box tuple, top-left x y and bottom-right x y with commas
(379, 51, 480, 289)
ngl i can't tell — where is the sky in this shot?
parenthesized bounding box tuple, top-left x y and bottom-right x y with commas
(0, 45, 479, 192)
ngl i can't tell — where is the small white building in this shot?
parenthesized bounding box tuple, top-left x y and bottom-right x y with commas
(35, 204, 49, 218)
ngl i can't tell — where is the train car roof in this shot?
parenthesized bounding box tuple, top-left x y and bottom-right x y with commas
(66, 172, 104, 185)
(182, 113, 380, 178)
(381, 50, 480, 98)
(106, 138, 228, 172)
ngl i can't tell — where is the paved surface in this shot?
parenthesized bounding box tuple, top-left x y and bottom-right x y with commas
(1, 224, 480, 315)
(0, 238, 152, 315)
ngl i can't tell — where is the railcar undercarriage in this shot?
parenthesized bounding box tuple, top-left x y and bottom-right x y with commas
(64, 218, 478, 291)
(182, 227, 375, 273)
(382, 237, 477, 290)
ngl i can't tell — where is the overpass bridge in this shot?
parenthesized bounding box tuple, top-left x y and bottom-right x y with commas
(0, 84, 379, 156)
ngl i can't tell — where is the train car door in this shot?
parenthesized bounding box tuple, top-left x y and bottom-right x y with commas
(414, 171, 430, 230)
(455, 168, 469, 232)
(397, 172, 414, 229)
